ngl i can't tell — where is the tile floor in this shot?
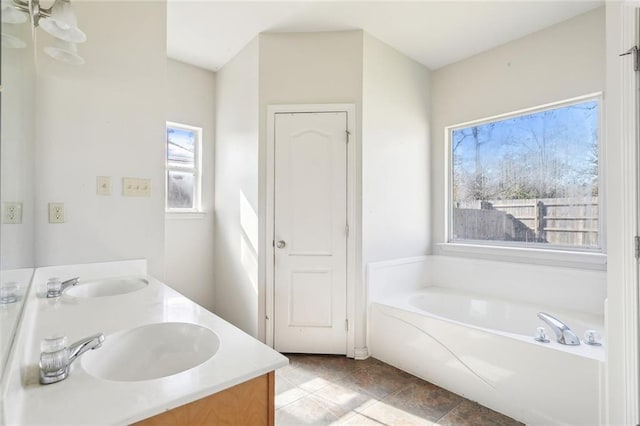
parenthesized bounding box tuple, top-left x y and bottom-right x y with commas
(275, 354, 523, 426)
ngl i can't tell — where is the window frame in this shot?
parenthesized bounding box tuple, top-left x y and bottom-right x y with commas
(165, 121, 203, 214)
(443, 93, 605, 261)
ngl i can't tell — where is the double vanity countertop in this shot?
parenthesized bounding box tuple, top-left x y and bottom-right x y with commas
(2, 260, 288, 425)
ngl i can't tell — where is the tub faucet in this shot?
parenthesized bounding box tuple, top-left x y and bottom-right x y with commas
(39, 333, 105, 384)
(46, 277, 79, 298)
(537, 312, 580, 345)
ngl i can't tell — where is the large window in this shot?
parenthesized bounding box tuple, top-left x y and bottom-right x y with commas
(166, 122, 202, 212)
(448, 95, 602, 251)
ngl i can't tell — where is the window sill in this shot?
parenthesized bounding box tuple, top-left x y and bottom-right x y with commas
(437, 242, 606, 271)
(165, 211, 207, 220)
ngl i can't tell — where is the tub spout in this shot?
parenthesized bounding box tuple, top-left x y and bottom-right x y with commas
(537, 312, 580, 345)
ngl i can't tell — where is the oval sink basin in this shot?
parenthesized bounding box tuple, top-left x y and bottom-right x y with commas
(65, 277, 148, 298)
(82, 322, 219, 381)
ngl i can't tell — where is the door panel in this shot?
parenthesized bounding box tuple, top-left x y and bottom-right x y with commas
(274, 112, 347, 354)
(289, 129, 334, 255)
(289, 269, 333, 327)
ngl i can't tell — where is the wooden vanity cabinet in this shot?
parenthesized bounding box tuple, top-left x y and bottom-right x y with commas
(134, 372, 275, 426)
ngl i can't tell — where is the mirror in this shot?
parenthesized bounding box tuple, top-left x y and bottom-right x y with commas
(0, 5, 36, 384)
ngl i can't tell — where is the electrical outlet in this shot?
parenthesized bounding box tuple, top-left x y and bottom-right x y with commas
(48, 203, 65, 224)
(3, 202, 22, 224)
(123, 177, 151, 197)
(97, 176, 111, 195)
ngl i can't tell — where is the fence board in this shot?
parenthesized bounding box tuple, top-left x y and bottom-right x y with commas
(454, 197, 599, 247)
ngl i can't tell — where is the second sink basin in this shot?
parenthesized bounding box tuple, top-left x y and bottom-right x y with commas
(65, 277, 148, 298)
(81, 322, 219, 381)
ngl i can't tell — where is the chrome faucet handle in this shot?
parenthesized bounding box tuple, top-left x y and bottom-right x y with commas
(46, 276, 79, 298)
(39, 336, 70, 384)
(534, 326, 550, 343)
(537, 312, 580, 345)
(45, 277, 62, 298)
(39, 332, 104, 385)
(584, 330, 602, 346)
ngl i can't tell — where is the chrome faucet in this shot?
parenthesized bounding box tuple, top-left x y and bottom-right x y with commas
(537, 312, 580, 345)
(46, 277, 80, 298)
(39, 333, 105, 384)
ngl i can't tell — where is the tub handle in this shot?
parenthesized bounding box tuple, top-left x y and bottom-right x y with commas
(584, 330, 602, 346)
(534, 326, 550, 343)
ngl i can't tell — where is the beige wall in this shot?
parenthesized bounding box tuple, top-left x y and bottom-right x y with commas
(361, 33, 431, 350)
(216, 30, 430, 350)
(362, 34, 431, 263)
(34, 1, 167, 277)
(1, 21, 35, 269)
(165, 59, 216, 312)
(214, 37, 260, 336)
(431, 7, 605, 251)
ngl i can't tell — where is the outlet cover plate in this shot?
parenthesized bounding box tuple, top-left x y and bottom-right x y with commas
(123, 177, 151, 197)
(97, 176, 111, 196)
(3, 202, 22, 224)
(48, 203, 65, 223)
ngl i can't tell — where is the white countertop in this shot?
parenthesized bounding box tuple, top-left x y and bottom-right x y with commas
(3, 260, 288, 425)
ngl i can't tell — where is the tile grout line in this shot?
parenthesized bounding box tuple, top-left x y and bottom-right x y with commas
(274, 391, 307, 412)
(282, 356, 419, 416)
(433, 398, 465, 424)
(357, 411, 389, 425)
(276, 363, 351, 414)
(276, 357, 385, 421)
(278, 355, 522, 426)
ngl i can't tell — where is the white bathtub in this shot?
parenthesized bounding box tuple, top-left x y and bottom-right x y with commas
(369, 286, 604, 425)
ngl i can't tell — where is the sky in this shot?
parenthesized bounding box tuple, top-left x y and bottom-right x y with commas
(452, 99, 599, 200)
(167, 127, 195, 166)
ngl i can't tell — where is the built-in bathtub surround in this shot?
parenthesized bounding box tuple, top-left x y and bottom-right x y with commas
(367, 255, 606, 316)
(1, 260, 287, 425)
(366, 256, 605, 425)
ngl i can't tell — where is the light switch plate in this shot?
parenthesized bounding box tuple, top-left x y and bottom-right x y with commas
(3, 202, 22, 224)
(97, 176, 111, 195)
(48, 203, 65, 223)
(123, 177, 151, 197)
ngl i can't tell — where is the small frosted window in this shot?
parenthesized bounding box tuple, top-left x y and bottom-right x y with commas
(167, 170, 195, 209)
(166, 123, 201, 212)
(449, 97, 601, 251)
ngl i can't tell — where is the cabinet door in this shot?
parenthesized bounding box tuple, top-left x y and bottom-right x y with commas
(134, 372, 274, 426)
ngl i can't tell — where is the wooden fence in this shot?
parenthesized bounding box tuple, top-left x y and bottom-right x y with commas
(454, 197, 599, 247)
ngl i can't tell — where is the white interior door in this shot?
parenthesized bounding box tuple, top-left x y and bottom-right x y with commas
(273, 111, 348, 354)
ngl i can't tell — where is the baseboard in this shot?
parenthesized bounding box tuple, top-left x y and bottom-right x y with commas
(354, 347, 369, 360)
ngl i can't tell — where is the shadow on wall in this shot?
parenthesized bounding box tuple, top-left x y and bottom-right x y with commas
(240, 191, 258, 294)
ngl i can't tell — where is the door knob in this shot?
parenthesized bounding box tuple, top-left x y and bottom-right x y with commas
(276, 240, 286, 249)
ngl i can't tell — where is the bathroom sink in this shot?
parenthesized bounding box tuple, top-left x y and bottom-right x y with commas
(65, 277, 148, 298)
(81, 322, 219, 381)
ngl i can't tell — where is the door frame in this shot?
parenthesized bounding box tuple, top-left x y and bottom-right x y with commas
(606, 4, 640, 425)
(624, 6, 640, 423)
(265, 104, 357, 358)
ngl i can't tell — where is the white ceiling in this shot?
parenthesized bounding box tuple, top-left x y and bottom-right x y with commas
(167, 1, 603, 72)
